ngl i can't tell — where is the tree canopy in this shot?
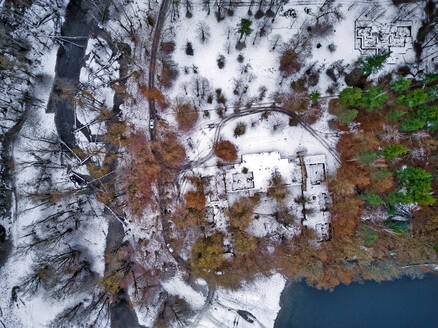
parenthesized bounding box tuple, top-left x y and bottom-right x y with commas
(396, 167, 435, 205)
(400, 105, 438, 132)
(396, 88, 429, 107)
(336, 109, 358, 125)
(390, 77, 412, 93)
(339, 87, 362, 106)
(360, 51, 391, 76)
(214, 140, 238, 162)
(361, 191, 385, 206)
(357, 149, 377, 164)
(381, 144, 408, 160)
(191, 233, 225, 275)
(359, 86, 388, 112)
(237, 18, 253, 41)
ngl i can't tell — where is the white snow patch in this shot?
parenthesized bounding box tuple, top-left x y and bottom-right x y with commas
(162, 274, 207, 310)
(197, 273, 286, 328)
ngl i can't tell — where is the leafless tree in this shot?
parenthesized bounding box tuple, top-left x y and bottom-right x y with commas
(202, 0, 211, 15)
(197, 22, 211, 44)
(49, 290, 110, 328)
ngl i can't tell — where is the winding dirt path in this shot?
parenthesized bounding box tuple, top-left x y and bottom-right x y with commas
(183, 104, 341, 171)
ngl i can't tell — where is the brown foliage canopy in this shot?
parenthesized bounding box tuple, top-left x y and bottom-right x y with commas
(159, 61, 178, 89)
(104, 121, 129, 147)
(140, 86, 168, 109)
(227, 196, 260, 231)
(412, 206, 438, 238)
(279, 49, 301, 76)
(173, 205, 205, 228)
(337, 131, 379, 162)
(152, 134, 186, 168)
(330, 194, 363, 239)
(214, 140, 238, 162)
(175, 103, 198, 131)
(125, 133, 161, 214)
(267, 172, 288, 204)
(184, 191, 206, 211)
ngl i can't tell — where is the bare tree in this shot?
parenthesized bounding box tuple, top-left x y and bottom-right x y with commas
(49, 290, 110, 328)
(197, 22, 211, 44)
(202, 0, 211, 15)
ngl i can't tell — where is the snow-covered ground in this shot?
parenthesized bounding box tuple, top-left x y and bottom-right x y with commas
(0, 0, 430, 327)
(198, 273, 286, 328)
(0, 45, 107, 327)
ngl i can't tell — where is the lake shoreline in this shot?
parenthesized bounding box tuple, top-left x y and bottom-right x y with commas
(274, 273, 438, 328)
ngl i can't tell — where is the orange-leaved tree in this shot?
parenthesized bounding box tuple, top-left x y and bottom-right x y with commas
(125, 132, 161, 214)
(184, 191, 206, 211)
(140, 86, 168, 109)
(152, 133, 186, 168)
(214, 140, 238, 162)
(175, 102, 198, 131)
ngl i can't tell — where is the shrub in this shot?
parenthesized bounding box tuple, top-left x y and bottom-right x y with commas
(357, 225, 379, 247)
(289, 117, 299, 126)
(185, 42, 194, 56)
(215, 88, 226, 104)
(175, 103, 198, 131)
(279, 49, 301, 76)
(159, 61, 179, 89)
(217, 55, 225, 69)
(345, 67, 366, 87)
(360, 191, 385, 206)
(396, 88, 429, 107)
(214, 140, 238, 162)
(267, 172, 288, 204)
(160, 41, 175, 55)
(384, 219, 410, 234)
(327, 43, 337, 52)
(400, 116, 426, 132)
(400, 105, 438, 132)
(357, 149, 377, 164)
(227, 196, 259, 231)
(336, 109, 358, 125)
(233, 122, 246, 137)
(309, 91, 320, 104)
(301, 104, 322, 125)
(237, 18, 253, 41)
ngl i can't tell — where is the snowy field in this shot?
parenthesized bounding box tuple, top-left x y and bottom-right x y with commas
(0, 0, 431, 327)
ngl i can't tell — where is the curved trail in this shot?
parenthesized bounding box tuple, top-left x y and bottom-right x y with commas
(183, 105, 341, 171)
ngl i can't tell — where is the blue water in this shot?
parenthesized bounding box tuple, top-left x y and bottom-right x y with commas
(275, 275, 438, 328)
